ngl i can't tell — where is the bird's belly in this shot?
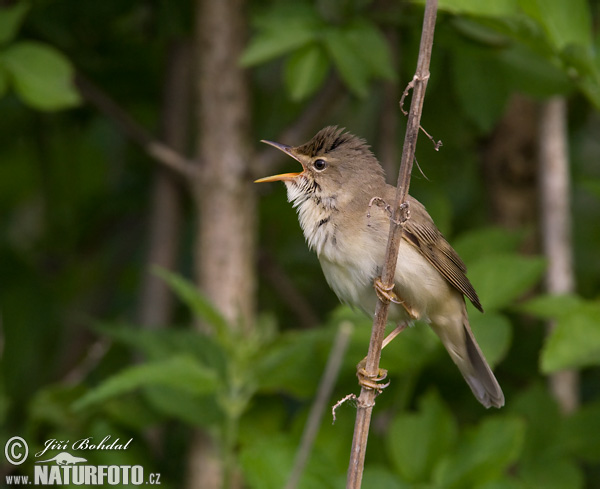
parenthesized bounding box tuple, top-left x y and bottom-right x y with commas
(319, 241, 453, 323)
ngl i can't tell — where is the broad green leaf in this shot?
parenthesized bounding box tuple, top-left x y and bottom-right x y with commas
(154, 267, 231, 336)
(0, 2, 29, 45)
(434, 416, 525, 488)
(74, 356, 218, 410)
(345, 20, 396, 81)
(509, 384, 561, 462)
(256, 327, 332, 398)
(480, 480, 526, 489)
(240, 4, 320, 67)
(519, 456, 583, 489)
(144, 385, 222, 427)
(284, 43, 329, 101)
(324, 28, 370, 97)
(239, 435, 295, 489)
(467, 254, 546, 312)
(469, 312, 512, 367)
(2, 41, 80, 110)
(520, 294, 583, 319)
(362, 467, 412, 489)
(451, 41, 511, 132)
(387, 391, 458, 483)
(95, 323, 227, 371)
(453, 227, 526, 264)
(435, 0, 519, 17)
(562, 401, 600, 462)
(518, 0, 592, 49)
(521, 295, 600, 371)
(499, 42, 572, 98)
(541, 304, 600, 372)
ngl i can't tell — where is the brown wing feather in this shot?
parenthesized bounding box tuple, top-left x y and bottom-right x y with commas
(403, 196, 483, 312)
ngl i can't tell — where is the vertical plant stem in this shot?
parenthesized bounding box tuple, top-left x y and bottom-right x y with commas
(286, 321, 353, 489)
(345, 1, 438, 487)
(538, 97, 579, 414)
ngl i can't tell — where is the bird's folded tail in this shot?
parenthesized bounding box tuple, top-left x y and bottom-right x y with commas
(432, 316, 505, 409)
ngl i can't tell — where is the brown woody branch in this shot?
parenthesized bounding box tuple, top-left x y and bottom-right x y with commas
(345, 1, 438, 488)
(75, 73, 197, 179)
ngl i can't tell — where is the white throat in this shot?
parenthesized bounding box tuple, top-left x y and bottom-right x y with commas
(284, 177, 338, 257)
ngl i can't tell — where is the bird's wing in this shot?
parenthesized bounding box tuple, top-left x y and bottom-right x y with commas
(403, 196, 483, 312)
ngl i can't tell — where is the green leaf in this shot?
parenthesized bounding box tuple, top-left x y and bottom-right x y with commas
(345, 20, 396, 81)
(453, 227, 526, 263)
(451, 41, 511, 132)
(519, 456, 583, 489)
(509, 384, 561, 462)
(519, 294, 583, 319)
(362, 467, 412, 489)
(540, 302, 600, 372)
(256, 327, 331, 398)
(0, 2, 30, 45)
(144, 385, 222, 427)
(324, 28, 370, 97)
(518, 0, 592, 49)
(284, 43, 329, 101)
(239, 435, 295, 489)
(436, 0, 520, 17)
(434, 416, 525, 488)
(74, 356, 218, 410)
(469, 312, 512, 367)
(154, 267, 231, 336)
(239, 4, 320, 67)
(387, 391, 458, 482)
(562, 401, 600, 462)
(520, 295, 600, 371)
(95, 323, 227, 372)
(1, 40, 80, 110)
(467, 254, 546, 312)
(499, 42, 572, 98)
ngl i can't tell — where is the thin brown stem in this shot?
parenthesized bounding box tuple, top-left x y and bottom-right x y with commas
(285, 321, 353, 489)
(345, 1, 438, 487)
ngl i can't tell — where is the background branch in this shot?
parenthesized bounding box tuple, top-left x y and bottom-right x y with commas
(538, 97, 579, 414)
(285, 321, 353, 489)
(75, 73, 196, 178)
(346, 1, 438, 487)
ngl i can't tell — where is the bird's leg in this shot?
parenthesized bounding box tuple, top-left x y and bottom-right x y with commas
(382, 322, 409, 348)
(356, 322, 409, 392)
(373, 278, 419, 320)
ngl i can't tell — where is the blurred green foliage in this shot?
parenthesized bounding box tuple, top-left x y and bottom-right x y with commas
(2, 0, 600, 488)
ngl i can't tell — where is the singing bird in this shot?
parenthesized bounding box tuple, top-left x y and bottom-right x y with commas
(256, 126, 504, 408)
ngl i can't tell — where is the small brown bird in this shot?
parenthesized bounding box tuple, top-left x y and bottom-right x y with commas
(256, 126, 504, 408)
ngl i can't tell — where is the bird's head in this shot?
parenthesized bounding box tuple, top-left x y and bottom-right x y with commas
(255, 126, 385, 207)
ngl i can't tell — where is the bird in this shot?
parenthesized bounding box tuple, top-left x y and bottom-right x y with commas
(255, 126, 504, 408)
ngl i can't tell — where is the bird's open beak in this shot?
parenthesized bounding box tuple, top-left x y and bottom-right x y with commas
(254, 140, 304, 183)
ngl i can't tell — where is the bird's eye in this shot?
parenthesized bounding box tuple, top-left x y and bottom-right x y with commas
(313, 159, 327, 171)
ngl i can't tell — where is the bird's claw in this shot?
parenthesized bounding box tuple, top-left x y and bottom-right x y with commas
(356, 358, 390, 393)
(373, 278, 419, 320)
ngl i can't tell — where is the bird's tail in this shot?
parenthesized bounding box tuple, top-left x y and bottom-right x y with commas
(431, 311, 505, 409)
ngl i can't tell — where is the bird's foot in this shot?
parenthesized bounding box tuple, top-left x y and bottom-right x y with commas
(373, 278, 419, 320)
(356, 357, 390, 392)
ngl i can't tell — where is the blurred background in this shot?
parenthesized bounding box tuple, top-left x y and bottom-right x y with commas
(1, 0, 600, 487)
